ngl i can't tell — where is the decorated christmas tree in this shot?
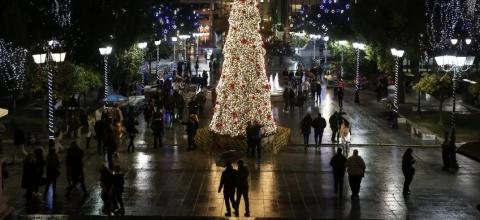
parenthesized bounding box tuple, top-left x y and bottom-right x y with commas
(209, 0, 276, 137)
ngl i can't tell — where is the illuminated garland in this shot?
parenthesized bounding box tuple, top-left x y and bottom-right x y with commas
(0, 39, 27, 94)
(209, 0, 277, 137)
(51, 0, 71, 28)
(425, 0, 475, 50)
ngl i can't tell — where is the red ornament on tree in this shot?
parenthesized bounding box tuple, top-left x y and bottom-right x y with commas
(240, 38, 248, 44)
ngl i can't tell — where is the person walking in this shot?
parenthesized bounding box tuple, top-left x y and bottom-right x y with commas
(300, 114, 312, 149)
(311, 113, 327, 149)
(21, 153, 39, 201)
(282, 88, 290, 112)
(402, 148, 415, 195)
(94, 117, 105, 156)
(104, 121, 118, 170)
(329, 112, 339, 143)
(112, 166, 125, 214)
(235, 160, 250, 217)
(44, 148, 60, 200)
(337, 79, 345, 111)
(339, 119, 351, 152)
(315, 80, 322, 103)
(151, 112, 164, 149)
(218, 162, 239, 217)
(125, 116, 138, 152)
(183, 114, 199, 150)
(13, 125, 27, 158)
(346, 149, 366, 198)
(100, 166, 114, 215)
(245, 122, 255, 157)
(288, 88, 296, 112)
(65, 141, 88, 199)
(330, 148, 347, 196)
(33, 148, 45, 197)
(174, 91, 185, 120)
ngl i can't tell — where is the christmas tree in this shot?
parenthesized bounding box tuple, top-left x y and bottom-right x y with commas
(209, 0, 276, 137)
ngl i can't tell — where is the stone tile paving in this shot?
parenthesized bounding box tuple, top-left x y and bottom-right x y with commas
(4, 81, 479, 219)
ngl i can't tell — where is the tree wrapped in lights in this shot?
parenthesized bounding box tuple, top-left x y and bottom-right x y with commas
(209, 0, 276, 137)
(0, 39, 27, 97)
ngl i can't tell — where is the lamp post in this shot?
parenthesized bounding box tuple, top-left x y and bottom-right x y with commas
(154, 40, 161, 81)
(391, 48, 405, 129)
(337, 40, 348, 78)
(99, 46, 112, 104)
(171, 37, 178, 62)
(193, 33, 202, 59)
(352, 42, 366, 103)
(309, 34, 322, 60)
(179, 34, 191, 61)
(323, 36, 329, 65)
(434, 38, 475, 156)
(32, 49, 66, 141)
(137, 42, 147, 89)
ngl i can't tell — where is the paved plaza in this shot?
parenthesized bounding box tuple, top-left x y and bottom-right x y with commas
(3, 86, 479, 220)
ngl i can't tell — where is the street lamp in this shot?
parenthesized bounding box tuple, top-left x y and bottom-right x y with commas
(352, 42, 366, 103)
(154, 40, 161, 81)
(137, 42, 148, 89)
(435, 38, 475, 154)
(309, 34, 322, 60)
(337, 40, 348, 78)
(171, 37, 178, 62)
(32, 49, 66, 140)
(99, 46, 112, 103)
(323, 36, 329, 65)
(179, 34, 191, 61)
(391, 48, 405, 129)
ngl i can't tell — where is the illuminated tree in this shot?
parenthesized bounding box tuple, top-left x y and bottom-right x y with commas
(0, 39, 27, 110)
(209, 0, 276, 137)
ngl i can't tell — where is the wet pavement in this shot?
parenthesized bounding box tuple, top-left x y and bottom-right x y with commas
(4, 82, 480, 219)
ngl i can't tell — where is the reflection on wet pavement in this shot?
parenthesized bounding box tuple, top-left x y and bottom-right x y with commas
(7, 86, 480, 219)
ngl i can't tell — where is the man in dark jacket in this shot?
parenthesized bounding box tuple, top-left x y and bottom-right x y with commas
(218, 163, 238, 217)
(246, 122, 262, 158)
(330, 148, 347, 195)
(151, 112, 164, 149)
(402, 148, 415, 195)
(300, 114, 312, 149)
(183, 115, 199, 150)
(66, 141, 88, 199)
(329, 112, 339, 143)
(282, 88, 290, 112)
(311, 113, 327, 149)
(235, 160, 250, 217)
(125, 116, 138, 152)
(315, 81, 322, 103)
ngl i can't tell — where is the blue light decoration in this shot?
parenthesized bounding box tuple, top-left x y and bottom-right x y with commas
(153, 3, 178, 39)
(152, 3, 201, 39)
(0, 39, 27, 95)
(290, 0, 352, 35)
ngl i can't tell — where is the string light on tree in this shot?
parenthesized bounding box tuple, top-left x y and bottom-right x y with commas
(51, 0, 71, 28)
(0, 39, 27, 94)
(209, 0, 276, 137)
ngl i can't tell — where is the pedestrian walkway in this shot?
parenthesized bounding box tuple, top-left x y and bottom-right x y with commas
(3, 82, 479, 219)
